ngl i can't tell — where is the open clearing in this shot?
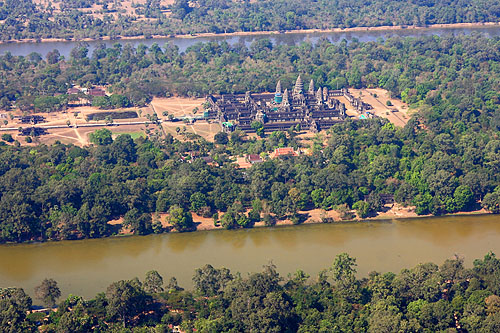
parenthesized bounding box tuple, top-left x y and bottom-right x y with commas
(151, 97, 205, 118)
(0, 103, 160, 146)
(152, 97, 222, 141)
(331, 88, 411, 127)
(351, 88, 412, 126)
(0, 96, 218, 146)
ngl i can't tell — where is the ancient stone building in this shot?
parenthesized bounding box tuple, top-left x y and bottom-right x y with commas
(18, 115, 46, 124)
(206, 76, 368, 133)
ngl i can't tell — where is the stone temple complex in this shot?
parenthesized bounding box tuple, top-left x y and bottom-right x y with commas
(206, 76, 372, 133)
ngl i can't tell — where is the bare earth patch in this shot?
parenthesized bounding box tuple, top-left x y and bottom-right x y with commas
(0, 104, 165, 146)
(351, 88, 412, 127)
(107, 203, 490, 237)
(151, 96, 205, 118)
(152, 97, 221, 141)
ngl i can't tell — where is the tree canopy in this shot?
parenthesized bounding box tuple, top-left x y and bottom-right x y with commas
(5, 253, 500, 331)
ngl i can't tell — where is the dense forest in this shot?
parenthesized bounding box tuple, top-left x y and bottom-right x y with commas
(1, 34, 500, 242)
(0, 114, 499, 242)
(0, 0, 500, 41)
(3, 253, 500, 331)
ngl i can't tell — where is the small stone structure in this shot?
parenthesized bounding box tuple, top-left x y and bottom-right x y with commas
(18, 115, 46, 124)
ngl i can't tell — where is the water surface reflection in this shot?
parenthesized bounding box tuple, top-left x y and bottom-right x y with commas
(1, 26, 500, 58)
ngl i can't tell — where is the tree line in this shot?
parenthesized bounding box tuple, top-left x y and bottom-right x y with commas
(3, 253, 500, 331)
(1, 0, 500, 41)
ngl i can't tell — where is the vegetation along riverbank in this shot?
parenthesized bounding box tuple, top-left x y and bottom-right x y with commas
(3, 252, 500, 331)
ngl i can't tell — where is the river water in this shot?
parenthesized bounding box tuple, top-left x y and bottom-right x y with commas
(1, 26, 500, 58)
(0, 214, 499, 299)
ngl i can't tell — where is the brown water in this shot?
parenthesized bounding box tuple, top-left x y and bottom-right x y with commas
(0, 214, 499, 299)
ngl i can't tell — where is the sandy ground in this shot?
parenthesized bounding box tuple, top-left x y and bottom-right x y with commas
(161, 121, 222, 141)
(185, 213, 220, 231)
(0, 123, 160, 147)
(0, 103, 161, 146)
(108, 203, 492, 237)
(0, 96, 221, 146)
(123, 212, 223, 232)
(331, 88, 411, 126)
(109, 209, 342, 235)
(351, 88, 411, 127)
(152, 97, 222, 141)
(151, 97, 205, 118)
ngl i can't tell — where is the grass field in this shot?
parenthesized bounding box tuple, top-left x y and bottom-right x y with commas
(112, 131, 146, 140)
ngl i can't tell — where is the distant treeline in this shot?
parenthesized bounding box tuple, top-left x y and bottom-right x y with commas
(1, 0, 500, 41)
(3, 253, 500, 332)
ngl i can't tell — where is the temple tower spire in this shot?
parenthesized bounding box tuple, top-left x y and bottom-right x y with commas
(293, 75, 304, 98)
(282, 88, 290, 106)
(276, 80, 282, 94)
(309, 79, 315, 95)
(316, 87, 323, 104)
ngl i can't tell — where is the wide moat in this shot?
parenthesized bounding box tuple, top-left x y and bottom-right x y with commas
(1, 25, 500, 58)
(0, 214, 499, 299)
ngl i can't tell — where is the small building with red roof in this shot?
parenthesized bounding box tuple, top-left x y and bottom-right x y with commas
(246, 154, 263, 164)
(271, 147, 299, 158)
(88, 88, 106, 96)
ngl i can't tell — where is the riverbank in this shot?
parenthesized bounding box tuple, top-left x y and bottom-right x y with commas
(1, 22, 499, 46)
(120, 204, 491, 235)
